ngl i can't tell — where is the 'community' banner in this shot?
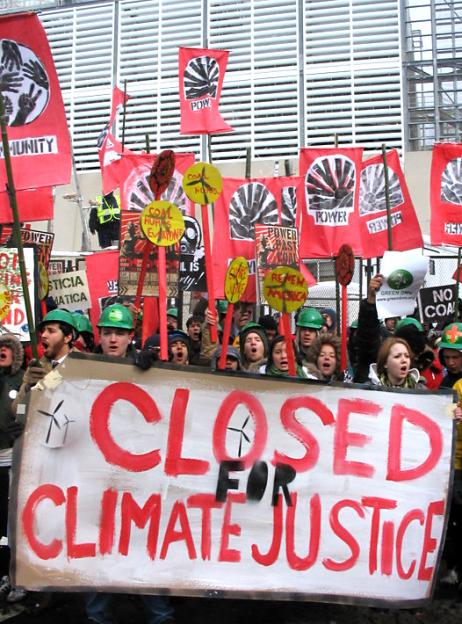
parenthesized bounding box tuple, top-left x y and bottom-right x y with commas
(12, 354, 454, 607)
(0, 13, 71, 190)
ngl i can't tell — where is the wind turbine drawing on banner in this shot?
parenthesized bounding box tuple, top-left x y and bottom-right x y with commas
(228, 415, 252, 458)
(38, 400, 63, 444)
(61, 413, 76, 445)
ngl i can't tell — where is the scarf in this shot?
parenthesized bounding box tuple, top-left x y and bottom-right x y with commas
(378, 372, 417, 389)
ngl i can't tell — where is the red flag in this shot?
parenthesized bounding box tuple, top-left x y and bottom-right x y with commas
(212, 176, 304, 302)
(118, 152, 195, 214)
(430, 142, 462, 247)
(97, 86, 133, 195)
(299, 148, 363, 258)
(0, 186, 53, 223)
(359, 149, 423, 258)
(0, 13, 71, 190)
(85, 250, 119, 333)
(179, 47, 233, 135)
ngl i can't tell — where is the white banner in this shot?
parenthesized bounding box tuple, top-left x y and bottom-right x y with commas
(376, 248, 429, 319)
(12, 354, 455, 607)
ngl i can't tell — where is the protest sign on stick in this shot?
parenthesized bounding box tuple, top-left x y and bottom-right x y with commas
(263, 267, 307, 377)
(219, 256, 249, 370)
(184, 162, 223, 343)
(134, 150, 177, 360)
(335, 244, 355, 371)
(12, 353, 454, 607)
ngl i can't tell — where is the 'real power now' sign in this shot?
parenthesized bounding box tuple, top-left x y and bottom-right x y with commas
(12, 354, 454, 607)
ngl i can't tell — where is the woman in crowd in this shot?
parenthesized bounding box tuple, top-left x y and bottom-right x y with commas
(305, 334, 344, 382)
(368, 336, 424, 388)
(264, 335, 309, 379)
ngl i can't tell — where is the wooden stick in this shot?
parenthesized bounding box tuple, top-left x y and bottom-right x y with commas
(0, 94, 39, 360)
(456, 247, 461, 322)
(218, 303, 234, 370)
(340, 284, 348, 371)
(158, 247, 168, 361)
(382, 144, 393, 251)
(121, 80, 128, 152)
(281, 313, 296, 377)
(201, 203, 218, 343)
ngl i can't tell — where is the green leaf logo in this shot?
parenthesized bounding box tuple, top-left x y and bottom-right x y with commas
(388, 269, 413, 290)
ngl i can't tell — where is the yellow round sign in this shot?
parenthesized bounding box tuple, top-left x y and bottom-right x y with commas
(0, 285, 13, 322)
(140, 201, 185, 247)
(183, 162, 223, 205)
(224, 257, 249, 304)
(38, 261, 49, 300)
(263, 266, 307, 313)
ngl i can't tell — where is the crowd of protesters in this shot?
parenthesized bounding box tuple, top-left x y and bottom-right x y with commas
(1, 273, 462, 622)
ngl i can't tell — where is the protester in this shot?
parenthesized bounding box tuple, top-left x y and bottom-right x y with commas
(95, 304, 153, 369)
(368, 336, 425, 388)
(0, 333, 24, 603)
(14, 309, 78, 410)
(258, 314, 279, 343)
(394, 317, 436, 377)
(166, 307, 178, 332)
(438, 322, 462, 585)
(439, 322, 462, 388)
(85, 304, 174, 624)
(296, 307, 324, 366)
(382, 316, 399, 337)
(239, 322, 268, 372)
(305, 334, 344, 382)
(168, 330, 190, 366)
(320, 307, 337, 334)
(72, 311, 95, 352)
(211, 345, 242, 371)
(264, 335, 308, 378)
(186, 315, 209, 366)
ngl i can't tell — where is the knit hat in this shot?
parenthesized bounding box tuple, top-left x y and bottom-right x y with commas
(211, 346, 242, 370)
(168, 330, 191, 354)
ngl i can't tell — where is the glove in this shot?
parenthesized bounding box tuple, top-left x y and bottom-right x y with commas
(6, 420, 24, 441)
(134, 350, 154, 371)
(23, 361, 45, 387)
(453, 470, 462, 506)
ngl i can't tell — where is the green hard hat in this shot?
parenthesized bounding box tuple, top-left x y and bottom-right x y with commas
(167, 307, 178, 318)
(97, 304, 134, 330)
(395, 317, 423, 333)
(217, 300, 228, 314)
(39, 309, 77, 332)
(296, 307, 323, 330)
(350, 319, 358, 329)
(72, 312, 94, 335)
(440, 322, 462, 351)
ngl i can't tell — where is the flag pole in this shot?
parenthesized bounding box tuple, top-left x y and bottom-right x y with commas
(382, 144, 393, 251)
(0, 94, 39, 360)
(334, 133, 340, 335)
(456, 247, 461, 322)
(121, 79, 128, 152)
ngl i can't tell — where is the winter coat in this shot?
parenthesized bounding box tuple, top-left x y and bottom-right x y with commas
(0, 333, 24, 450)
(368, 363, 425, 389)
